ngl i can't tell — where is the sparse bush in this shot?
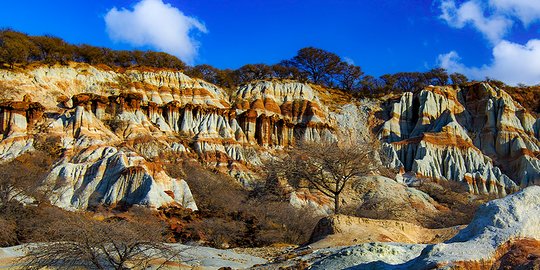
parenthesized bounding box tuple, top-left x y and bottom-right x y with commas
(0, 217, 17, 247)
(245, 200, 319, 245)
(34, 134, 64, 157)
(172, 160, 246, 213)
(23, 213, 177, 270)
(163, 159, 320, 247)
(0, 151, 54, 209)
(1, 29, 186, 70)
(417, 179, 495, 228)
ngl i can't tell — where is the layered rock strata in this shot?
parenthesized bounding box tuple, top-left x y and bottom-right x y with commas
(381, 83, 540, 194)
(0, 65, 340, 209)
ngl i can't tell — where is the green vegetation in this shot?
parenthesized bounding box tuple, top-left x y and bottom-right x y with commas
(1, 29, 469, 97)
(0, 29, 186, 69)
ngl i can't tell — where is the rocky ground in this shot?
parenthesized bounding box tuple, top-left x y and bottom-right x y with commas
(3, 187, 539, 269)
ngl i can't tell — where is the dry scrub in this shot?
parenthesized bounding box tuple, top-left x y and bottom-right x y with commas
(164, 160, 320, 248)
(416, 179, 496, 228)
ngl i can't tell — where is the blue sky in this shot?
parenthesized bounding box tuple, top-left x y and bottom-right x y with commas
(1, 0, 540, 84)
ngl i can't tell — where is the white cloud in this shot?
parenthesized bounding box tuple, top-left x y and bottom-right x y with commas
(439, 0, 540, 43)
(490, 0, 540, 25)
(439, 0, 512, 43)
(437, 0, 540, 85)
(105, 0, 207, 64)
(438, 39, 540, 85)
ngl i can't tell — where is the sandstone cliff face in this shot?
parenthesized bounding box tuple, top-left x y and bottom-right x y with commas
(2, 63, 539, 210)
(0, 65, 343, 209)
(0, 64, 239, 210)
(234, 80, 335, 147)
(381, 83, 540, 194)
(0, 100, 44, 159)
(44, 146, 196, 210)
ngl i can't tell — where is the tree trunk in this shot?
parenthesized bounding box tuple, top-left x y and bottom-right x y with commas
(334, 193, 340, 214)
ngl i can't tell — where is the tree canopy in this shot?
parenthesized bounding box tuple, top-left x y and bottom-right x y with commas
(0, 29, 186, 70)
(0, 29, 471, 95)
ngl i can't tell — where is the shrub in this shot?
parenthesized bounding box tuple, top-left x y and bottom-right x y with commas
(0, 217, 17, 247)
(417, 179, 495, 228)
(23, 213, 177, 270)
(163, 159, 320, 247)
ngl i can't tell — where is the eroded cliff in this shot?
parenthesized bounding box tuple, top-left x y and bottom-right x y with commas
(2, 63, 540, 211)
(0, 64, 345, 210)
(381, 83, 540, 195)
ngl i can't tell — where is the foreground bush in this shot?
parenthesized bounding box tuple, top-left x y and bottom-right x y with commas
(22, 214, 176, 270)
(164, 160, 320, 248)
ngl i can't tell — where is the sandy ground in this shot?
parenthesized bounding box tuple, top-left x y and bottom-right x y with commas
(309, 215, 462, 249)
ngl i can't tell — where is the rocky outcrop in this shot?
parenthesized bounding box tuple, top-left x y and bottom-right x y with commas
(3, 63, 540, 211)
(0, 100, 44, 159)
(308, 186, 540, 269)
(381, 83, 540, 194)
(308, 214, 460, 249)
(234, 80, 335, 147)
(44, 146, 197, 210)
(0, 64, 345, 209)
(409, 185, 540, 269)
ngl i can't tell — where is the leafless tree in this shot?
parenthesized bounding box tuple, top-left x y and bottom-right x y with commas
(268, 141, 379, 214)
(22, 215, 182, 270)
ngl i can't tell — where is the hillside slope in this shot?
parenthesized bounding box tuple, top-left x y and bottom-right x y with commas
(0, 63, 539, 210)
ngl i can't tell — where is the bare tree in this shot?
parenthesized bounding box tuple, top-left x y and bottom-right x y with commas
(0, 217, 16, 246)
(337, 63, 364, 92)
(22, 215, 181, 270)
(268, 141, 378, 214)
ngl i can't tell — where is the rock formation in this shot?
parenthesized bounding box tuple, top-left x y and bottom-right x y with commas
(44, 146, 196, 210)
(0, 100, 44, 159)
(234, 81, 335, 147)
(2, 63, 540, 211)
(410, 185, 540, 269)
(308, 214, 460, 249)
(0, 64, 343, 210)
(308, 186, 540, 269)
(381, 83, 540, 195)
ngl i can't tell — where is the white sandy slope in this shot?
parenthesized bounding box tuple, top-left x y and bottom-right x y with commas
(308, 186, 540, 269)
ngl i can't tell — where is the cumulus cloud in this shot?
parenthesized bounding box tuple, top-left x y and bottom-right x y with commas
(105, 0, 207, 64)
(438, 39, 540, 85)
(490, 0, 540, 25)
(439, 0, 540, 42)
(438, 0, 540, 85)
(439, 0, 512, 43)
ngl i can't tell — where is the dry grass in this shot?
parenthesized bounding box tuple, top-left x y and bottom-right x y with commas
(416, 179, 496, 228)
(310, 84, 358, 112)
(504, 85, 540, 115)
